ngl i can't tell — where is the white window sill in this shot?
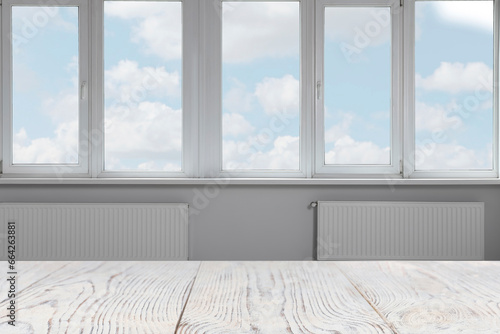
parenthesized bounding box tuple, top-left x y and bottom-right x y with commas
(0, 177, 499, 186)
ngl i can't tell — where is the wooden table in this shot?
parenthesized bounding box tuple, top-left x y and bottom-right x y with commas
(1, 261, 499, 333)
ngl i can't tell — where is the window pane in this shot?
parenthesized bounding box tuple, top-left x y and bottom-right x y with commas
(415, 1, 493, 170)
(12, 6, 79, 164)
(104, 1, 182, 171)
(324, 7, 392, 165)
(222, 2, 300, 170)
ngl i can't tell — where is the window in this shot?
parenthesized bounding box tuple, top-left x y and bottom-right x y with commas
(410, 0, 496, 177)
(315, 0, 401, 176)
(103, 1, 183, 174)
(0, 0, 498, 181)
(221, 1, 301, 173)
(2, 0, 89, 175)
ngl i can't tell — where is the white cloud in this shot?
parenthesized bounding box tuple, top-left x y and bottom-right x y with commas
(222, 140, 253, 169)
(416, 62, 493, 94)
(325, 7, 391, 47)
(223, 135, 299, 170)
(415, 101, 463, 133)
(223, 113, 255, 137)
(105, 101, 182, 158)
(42, 92, 79, 123)
(415, 143, 490, 170)
(223, 80, 255, 113)
(324, 111, 390, 165)
(222, 2, 299, 63)
(221, 74, 301, 169)
(13, 121, 78, 164)
(325, 112, 354, 143)
(137, 161, 181, 172)
(103, 60, 183, 169)
(325, 135, 390, 165)
(248, 136, 299, 169)
(432, 1, 493, 33)
(104, 2, 182, 61)
(13, 97, 183, 169)
(13, 80, 80, 164)
(105, 60, 180, 102)
(13, 57, 183, 170)
(254, 75, 299, 116)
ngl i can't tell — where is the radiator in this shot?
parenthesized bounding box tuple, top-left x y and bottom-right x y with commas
(316, 201, 484, 260)
(0, 203, 188, 260)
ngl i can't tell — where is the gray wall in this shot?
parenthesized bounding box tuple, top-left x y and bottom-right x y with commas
(1, 184, 499, 260)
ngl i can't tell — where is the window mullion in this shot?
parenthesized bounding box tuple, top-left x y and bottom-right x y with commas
(90, 0, 103, 178)
(79, 0, 91, 176)
(199, 0, 222, 178)
(403, 0, 415, 178)
(314, 0, 326, 177)
(302, 0, 315, 178)
(0, 0, 3, 174)
(392, 0, 404, 178)
(183, 0, 200, 178)
(494, 0, 499, 177)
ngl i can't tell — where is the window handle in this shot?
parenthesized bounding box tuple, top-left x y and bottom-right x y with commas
(317, 81, 321, 100)
(81, 81, 87, 100)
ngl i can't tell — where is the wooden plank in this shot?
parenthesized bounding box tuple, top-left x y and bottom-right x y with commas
(337, 261, 500, 333)
(0, 261, 200, 333)
(177, 261, 394, 333)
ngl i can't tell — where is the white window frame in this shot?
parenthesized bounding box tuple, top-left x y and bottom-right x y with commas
(0, 0, 498, 182)
(95, 0, 197, 178)
(314, 0, 402, 178)
(403, 0, 499, 179)
(205, 0, 314, 178)
(1, 0, 90, 176)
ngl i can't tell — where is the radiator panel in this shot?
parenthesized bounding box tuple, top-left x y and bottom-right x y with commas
(0, 203, 188, 260)
(317, 201, 484, 260)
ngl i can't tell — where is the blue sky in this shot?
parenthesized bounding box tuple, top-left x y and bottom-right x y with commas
(12, 6, 79, 163)
(415, 1, 493, 170)
(10, 1, 495, 172)
(222, 2, 300, 170)
(324, 7, 391, 165)
(103, 2, 182, 171)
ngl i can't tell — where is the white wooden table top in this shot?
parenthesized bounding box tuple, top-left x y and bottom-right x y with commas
(1, 261, 499, 333)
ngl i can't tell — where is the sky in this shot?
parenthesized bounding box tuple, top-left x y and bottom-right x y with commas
(323, 7, 391, 166)
(222, 2, 300, 170)
(414, 1, 493, 170)
(9, 0, 495, 172)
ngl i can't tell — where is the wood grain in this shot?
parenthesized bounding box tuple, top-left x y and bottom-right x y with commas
(176, 261, 394, 333)
(336, 261, 500, 333)
(0, 261, 200, 333)
(2, 261, 499, 333)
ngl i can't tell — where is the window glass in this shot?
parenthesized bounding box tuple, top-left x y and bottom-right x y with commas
(104, 1, 182, 171)
(222, 1, 300, 170)
(415, 1, 493, 170)
(12, 6, 79, 164)
(324, 7, 392, 165)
